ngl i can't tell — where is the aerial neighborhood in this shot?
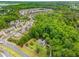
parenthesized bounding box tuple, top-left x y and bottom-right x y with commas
(0, 1, 79, 57)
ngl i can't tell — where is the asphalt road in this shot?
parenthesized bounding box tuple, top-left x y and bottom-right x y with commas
(2, 50, 12, 57)
(0, 39, 28, 57)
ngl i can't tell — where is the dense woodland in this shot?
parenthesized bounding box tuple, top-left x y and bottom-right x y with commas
(1, 1, 79, 56)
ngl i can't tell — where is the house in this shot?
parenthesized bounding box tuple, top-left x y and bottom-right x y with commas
(37, 39, 46, 46)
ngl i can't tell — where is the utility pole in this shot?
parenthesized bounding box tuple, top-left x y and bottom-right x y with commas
(48, 45, 52, 57)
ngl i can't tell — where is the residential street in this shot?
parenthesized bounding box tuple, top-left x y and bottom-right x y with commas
(0, 8, 52, 57)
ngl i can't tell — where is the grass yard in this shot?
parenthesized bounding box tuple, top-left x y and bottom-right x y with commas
(24, 38, 47, 57)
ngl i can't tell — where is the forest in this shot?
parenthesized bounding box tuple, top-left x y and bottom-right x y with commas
(17, 10, 79, 56)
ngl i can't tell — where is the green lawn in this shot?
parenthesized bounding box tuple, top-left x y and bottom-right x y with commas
(24, 38, 47, 57)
